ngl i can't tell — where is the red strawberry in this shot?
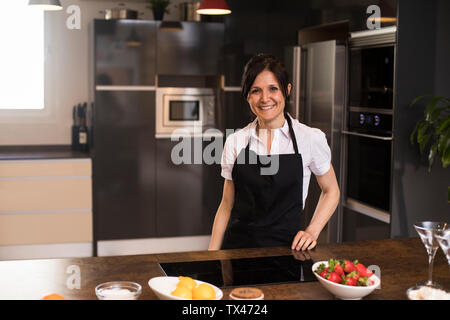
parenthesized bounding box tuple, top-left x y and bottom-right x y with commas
(326, 272, 342, 284)
(320, 270, 329, 279)
(356, 263, 373, 277)
(334, 264, 344, 277)
(346, 271, 360, 281)
(343, 276, 357, 286)
(344, 260, 356, 273)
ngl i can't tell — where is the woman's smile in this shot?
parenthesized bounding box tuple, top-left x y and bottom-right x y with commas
(258, 104, 275, 111)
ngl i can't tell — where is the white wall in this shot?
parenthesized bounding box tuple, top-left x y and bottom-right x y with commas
(0, 0, 184, 146)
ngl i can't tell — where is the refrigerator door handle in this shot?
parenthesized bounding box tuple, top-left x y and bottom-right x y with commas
(293, 46, 301, 120)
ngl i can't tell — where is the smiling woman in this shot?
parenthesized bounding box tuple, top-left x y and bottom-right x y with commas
(0, 0, 44, 109)
(209, 53, 340, 252)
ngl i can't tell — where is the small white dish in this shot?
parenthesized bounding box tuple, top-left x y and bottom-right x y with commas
(148, 276, 223, 300)
(407, 284, 450, 300)
(95, 281, 142, 300)
(312, 261, 380, 300)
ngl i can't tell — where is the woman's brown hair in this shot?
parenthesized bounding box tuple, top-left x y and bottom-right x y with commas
(241, 53, 291, 101)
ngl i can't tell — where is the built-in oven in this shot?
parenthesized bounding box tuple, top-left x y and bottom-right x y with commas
(155, 87, 216, 137)
(340, 26, 396, 242)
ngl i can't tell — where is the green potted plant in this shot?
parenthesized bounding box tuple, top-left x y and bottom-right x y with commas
(147, 0, 171, 20)
(410, 94, 450, 201)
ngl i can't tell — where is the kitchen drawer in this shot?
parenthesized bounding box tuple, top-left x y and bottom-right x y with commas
(0, 159, 93, 255)
(0, 178, 92, 212)
(0, 159, 91, 178)
(0, 211, 92, 246)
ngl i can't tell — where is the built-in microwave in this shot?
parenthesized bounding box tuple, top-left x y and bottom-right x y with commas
(348, 26, 396, 111)
(156, 87, 216, 137)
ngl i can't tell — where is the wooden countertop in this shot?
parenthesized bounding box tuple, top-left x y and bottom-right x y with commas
(0, 237, 448, 300)
(0, 145, 90, 161)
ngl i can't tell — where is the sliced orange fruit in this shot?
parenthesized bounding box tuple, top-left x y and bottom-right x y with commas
(192, 283, 215, 300)
(41, 293, 65, 300)
(177, 276, 197, 291)
(171, 286, 193, 299)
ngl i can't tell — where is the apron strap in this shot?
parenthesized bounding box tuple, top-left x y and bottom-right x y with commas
(285, 113, 300, 155)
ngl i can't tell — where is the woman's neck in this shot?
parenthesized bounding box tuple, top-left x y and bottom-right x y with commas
(257, 114, 286, 131)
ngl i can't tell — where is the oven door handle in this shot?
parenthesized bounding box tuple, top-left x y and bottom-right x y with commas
(344, 198, 390, 224)
(342, 130, 393, 141)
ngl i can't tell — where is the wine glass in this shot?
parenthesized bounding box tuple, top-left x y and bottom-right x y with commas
(414, 221, 448, 287)
(435, 229, 450, 265)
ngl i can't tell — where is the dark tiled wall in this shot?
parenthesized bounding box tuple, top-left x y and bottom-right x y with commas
(221, 0, 397, 130)
(222, 0, 397, 86)
(391, 0, 450, 237)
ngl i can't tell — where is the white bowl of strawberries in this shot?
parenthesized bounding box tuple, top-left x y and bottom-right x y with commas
(312, 259, 380, 300)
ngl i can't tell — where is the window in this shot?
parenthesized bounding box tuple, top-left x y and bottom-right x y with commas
(0, 0, 44, 110)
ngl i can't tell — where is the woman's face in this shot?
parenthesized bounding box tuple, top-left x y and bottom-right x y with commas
(247, 70, 291, 126)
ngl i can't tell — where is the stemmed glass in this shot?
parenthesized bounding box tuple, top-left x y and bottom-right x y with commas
(435, 229, 450, 266)
(414, 221, 448, 287)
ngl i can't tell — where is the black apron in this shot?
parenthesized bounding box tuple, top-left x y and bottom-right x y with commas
(222, 114, 304, 249)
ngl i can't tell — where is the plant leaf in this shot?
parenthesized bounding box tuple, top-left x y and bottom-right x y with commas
(437, 127, 450, 154)
(424, 96, 444, 122)
(410, 121, 421, 145)
(439, 128, 450, 168)
(436, 116, 450, 134)
(428, 143, 438, 172)
(417, 122, 431, 154)
(419, 133, 432, 154)
(430, 107, 446, 123)
(410, 94, 432, 107)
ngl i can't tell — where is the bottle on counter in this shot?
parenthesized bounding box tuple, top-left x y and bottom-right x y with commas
(78, 102, 89, 152)
(71, 102, 89, 153)
(71, 104, 80, 151)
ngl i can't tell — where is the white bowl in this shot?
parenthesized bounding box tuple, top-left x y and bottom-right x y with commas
(312, 261, 380, 300)
(148, 276, 223, 300)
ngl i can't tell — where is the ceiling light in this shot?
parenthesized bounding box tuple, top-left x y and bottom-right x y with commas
(28, 0, 63, 11)
(197, 0, 231, 15)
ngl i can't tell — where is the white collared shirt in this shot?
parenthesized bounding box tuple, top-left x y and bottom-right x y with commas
(221, 115, 331, 207)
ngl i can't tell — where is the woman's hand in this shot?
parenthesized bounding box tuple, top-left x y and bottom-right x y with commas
(291, 230, 318, 251)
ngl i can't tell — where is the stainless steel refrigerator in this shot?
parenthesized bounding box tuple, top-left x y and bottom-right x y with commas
(285, 40, 346, 243)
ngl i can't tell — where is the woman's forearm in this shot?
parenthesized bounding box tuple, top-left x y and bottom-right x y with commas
(208, 203, 232, 250)
(306, 186, 340, 239)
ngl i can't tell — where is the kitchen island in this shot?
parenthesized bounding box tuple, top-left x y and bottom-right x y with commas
(0, 237, 448, 300)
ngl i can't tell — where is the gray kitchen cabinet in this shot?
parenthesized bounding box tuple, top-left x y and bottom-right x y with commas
(94, 20, 157, 86)
(155, 138, 221, 237)
(93, 90, 157, 241)
(156, 22, 224, 76)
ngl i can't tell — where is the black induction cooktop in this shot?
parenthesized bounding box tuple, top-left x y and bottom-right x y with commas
(158, 255, 317, 288)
